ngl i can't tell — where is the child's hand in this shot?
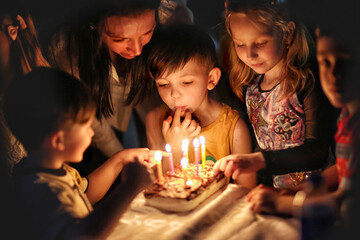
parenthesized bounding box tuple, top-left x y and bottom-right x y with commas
(121, 158, 152, 193)
(114, 148, 153, 166)
(213, 152, 265, 179)
(162, 108, 201, 146)
(246, 184, 282, 214)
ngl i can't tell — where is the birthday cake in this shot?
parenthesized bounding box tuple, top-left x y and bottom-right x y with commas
(144, 163, 228, 212)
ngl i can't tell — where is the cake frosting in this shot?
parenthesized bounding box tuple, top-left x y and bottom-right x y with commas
(144, 163, 228, 212)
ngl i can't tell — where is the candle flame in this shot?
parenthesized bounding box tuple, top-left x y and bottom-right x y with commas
(199, 135, 205, 145)
(154, 150, 162, 163)
(181, 139, 189, 152)
(165, 144, 171, 153)
(186, 180, 194, 186)
(193, 138, 199, 148)
(181, 157, 188, 168)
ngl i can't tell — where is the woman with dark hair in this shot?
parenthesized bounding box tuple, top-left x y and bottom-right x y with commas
(48, 0, 164, 164)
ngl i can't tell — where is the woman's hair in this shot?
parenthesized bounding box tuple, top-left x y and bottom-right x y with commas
(49, 0, 161, 120)
(3, 67, 96, 151)
(148, 24, 217, 80)
(224, 0, 314, 101)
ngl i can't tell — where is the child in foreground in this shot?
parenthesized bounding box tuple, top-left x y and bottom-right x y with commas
(214, 0, 333, 189)
(145, 24, 255, 188)
(3, 67, 153, 240)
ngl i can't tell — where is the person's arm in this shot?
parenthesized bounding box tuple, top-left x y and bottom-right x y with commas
(146, 106, 177, 172)
(85, 148, 151, 204)
(321, 164, 339, 191)
(247, 183, 346, 216)
(232, 117, 257, 188)
(246, 184, 294, 215)
(58, 160, 152, 240)
(262, 79, 334, 174)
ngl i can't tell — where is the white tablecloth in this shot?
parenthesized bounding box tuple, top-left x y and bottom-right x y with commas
(108, 184, 300, 240)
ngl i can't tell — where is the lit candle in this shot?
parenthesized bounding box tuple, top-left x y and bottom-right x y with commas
(186, 180, 194, 186)
(165, 144, 175, 174)
(181, 139, 189, 160)
(193, 138, 200, 177)
(154, 150, 164, 184)
(199, 136, 206, 168)
(180, 157, 188, 187)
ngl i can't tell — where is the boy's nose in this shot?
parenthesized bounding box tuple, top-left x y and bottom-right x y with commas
(171, 88, 181, 100)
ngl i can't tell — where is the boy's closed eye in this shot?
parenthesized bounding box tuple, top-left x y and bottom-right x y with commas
(156, 80, 169, 88)
(111, 38, 126, 43)
(183, 81, 193, 85)
(157, 83, 168, 87)
(256, 41, 268, 47)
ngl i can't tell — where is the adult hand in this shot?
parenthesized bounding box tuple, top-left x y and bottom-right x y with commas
(162, 108, 201, 148)
(213, 152, 265, 179)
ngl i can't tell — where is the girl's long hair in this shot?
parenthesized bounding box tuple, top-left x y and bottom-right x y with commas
(224, 0, 314, 102)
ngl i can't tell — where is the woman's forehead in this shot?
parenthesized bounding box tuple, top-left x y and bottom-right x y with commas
(103, 10, 156, 35)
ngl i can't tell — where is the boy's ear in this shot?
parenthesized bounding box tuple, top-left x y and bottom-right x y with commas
(207, 67, 221, 90)
(50, 131, 65, 151)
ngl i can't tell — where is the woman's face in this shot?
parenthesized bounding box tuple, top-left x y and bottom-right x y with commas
(102, 10, 156, 60)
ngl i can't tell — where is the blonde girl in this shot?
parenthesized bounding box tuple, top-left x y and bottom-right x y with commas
(214, 0, 334, 189)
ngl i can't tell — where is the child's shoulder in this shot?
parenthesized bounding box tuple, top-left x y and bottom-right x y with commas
(213, 103, 240, 125)
(220, 103, 240, 116)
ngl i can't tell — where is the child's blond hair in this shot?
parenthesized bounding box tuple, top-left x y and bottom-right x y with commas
(224, 0, 314, 101)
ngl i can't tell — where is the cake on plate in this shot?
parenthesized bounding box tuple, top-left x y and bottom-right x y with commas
(144, 163, 228, 212)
